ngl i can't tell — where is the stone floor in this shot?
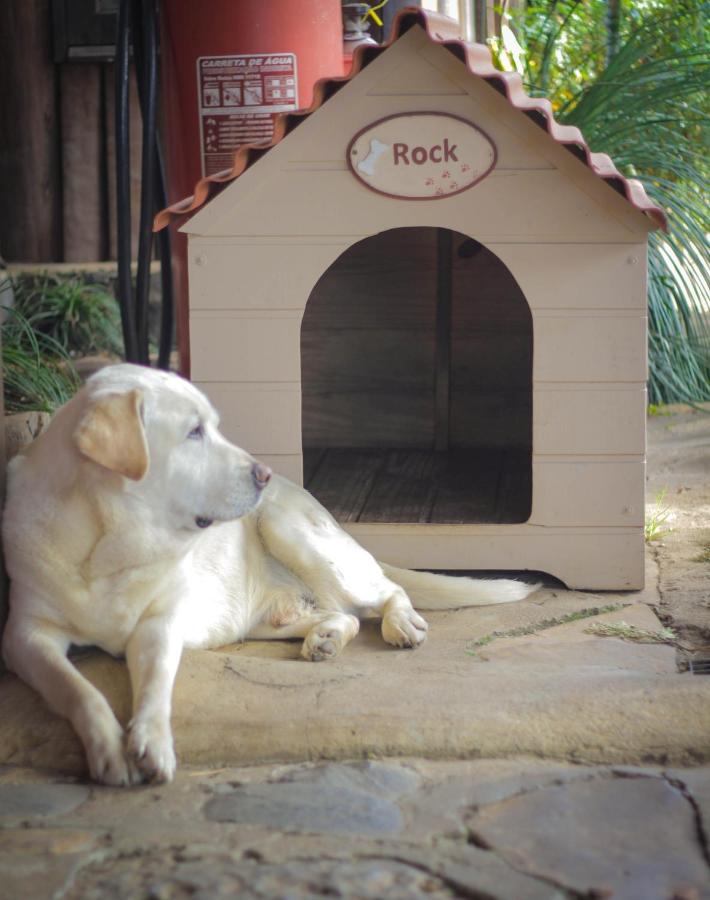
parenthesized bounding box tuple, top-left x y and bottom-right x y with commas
(1, 758, 709, 899)
(0, 407, 708, 897)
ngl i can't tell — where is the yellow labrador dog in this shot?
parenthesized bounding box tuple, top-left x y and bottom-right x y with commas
(2, 364, 536, 786)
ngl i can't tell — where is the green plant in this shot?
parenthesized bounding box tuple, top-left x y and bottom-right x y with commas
(645, 487, 673, 541)
(11, 272, 123, 358)
(2, 305, 79, 414)
(464, 603, 627, 655)
(584, 620, 677, 643)
(647, 403, 673, 417)
(490, 0, 710, 405)
(694, 546, 710, 563)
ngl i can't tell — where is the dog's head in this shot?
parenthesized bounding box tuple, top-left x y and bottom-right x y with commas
(73, 364, 270, 532)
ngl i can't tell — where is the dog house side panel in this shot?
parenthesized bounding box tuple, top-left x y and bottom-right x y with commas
(490, 243, 648, 311)
(187, 236, 648, 317)
(187, 238, 353, 311)
(186, 168, 646, 244)
(343, 524, 645, 590)
(534, 313, 647, 383)
(181, 34, 650, 244)
(195, 382, 302, 455)
(534, 387, 646, 455)
(530, 459, 644, 527)
(190, 310, 301, 382)
(181, 26, 556, 237)
(183, 23, 654, 249)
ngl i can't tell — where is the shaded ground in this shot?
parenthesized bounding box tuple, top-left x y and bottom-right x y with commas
(647, 404, 710, 654)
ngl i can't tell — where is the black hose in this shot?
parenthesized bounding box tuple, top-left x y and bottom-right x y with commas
(154, 138, 174, 370)
(114, 0, 139, 362)
(128, 0, 173, 370)
(134, 0, 157, 364)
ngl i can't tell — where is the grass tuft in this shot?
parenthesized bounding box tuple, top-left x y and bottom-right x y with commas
(645, 488, 673, 542)
(11, 272, 123, 358)
(465, 603, 627, 655)
(584, 620, 677, 644)
(2, 305, 79, 414)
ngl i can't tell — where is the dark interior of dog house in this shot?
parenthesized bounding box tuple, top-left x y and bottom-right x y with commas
(300, 227, 533, 525)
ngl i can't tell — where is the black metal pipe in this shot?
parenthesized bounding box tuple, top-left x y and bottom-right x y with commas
(130, 0, 145, 88)
(154, 136, 174, 370)
(134, 0, 158, 364)
(151, 6, 174, 370)
(114, 0, 139, 362)
(132, 0, 173, 369)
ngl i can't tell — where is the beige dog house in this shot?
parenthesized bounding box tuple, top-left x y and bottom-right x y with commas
(157, 9, 666, 590)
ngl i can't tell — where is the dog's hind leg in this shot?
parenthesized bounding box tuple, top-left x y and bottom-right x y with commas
(249, 610, 360, 661)
(257, 496, 428, 650)
(257, 478, 428, 649)
(378, 591, 429, 648)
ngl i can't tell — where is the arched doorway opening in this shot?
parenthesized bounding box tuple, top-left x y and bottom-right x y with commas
(301, 226, 532, 524)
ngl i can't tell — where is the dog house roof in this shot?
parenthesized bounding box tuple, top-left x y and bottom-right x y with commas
(153, 6, 667, 232)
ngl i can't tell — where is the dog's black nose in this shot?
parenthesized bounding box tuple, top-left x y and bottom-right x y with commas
(252, 463, 272, 488)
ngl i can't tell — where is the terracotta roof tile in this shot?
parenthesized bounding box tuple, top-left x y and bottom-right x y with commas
(154, 7, 667, 232)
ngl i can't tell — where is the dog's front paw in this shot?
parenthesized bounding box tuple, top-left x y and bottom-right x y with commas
(79, 709, 139, 787)
(127, 715, 176, 783)
(381, 607, 429, 649)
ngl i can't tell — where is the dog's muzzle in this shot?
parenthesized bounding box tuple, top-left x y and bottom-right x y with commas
(252, 462, 272, 489)
(193, 464, 272, 530)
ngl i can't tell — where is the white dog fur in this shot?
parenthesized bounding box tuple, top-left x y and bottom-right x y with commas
(2, 364, 537, 785)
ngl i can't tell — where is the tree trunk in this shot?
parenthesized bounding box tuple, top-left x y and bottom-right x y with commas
(0, 0, 62, 262)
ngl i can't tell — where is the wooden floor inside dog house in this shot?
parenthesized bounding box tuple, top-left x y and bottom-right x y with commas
(301, 227, 533, 525)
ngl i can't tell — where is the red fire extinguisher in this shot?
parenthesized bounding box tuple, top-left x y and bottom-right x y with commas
(158, 0, 344, 373)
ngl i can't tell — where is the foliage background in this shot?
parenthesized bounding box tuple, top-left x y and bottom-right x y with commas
(491, 0, 709, 404)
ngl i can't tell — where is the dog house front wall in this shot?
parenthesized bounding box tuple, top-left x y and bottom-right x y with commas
(182, 25, 651, 589)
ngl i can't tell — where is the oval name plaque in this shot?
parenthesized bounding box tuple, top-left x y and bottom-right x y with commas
(347, 112, 497, 200)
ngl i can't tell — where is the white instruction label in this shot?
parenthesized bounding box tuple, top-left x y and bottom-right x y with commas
(197, 53, 299, 176)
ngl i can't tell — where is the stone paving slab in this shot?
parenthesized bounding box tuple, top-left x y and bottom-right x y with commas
(0, 759, 708, 900)
(467, 775, 708, 900)
(1, 582, 709, 775)
(0, 782, 90, 825)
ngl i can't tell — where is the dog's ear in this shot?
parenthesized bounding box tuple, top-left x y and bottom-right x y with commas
(74, 388, 149, 481)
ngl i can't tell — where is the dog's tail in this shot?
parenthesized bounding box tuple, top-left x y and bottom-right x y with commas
(381, 563, 540, 610)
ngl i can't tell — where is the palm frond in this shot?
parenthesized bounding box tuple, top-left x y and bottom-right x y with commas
(498, 0, 710, 403)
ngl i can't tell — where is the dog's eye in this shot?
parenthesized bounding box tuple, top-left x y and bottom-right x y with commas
(187, 424, 204, 440)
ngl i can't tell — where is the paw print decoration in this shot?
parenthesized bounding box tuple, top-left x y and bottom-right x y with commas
(426, 177, 460, 195)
